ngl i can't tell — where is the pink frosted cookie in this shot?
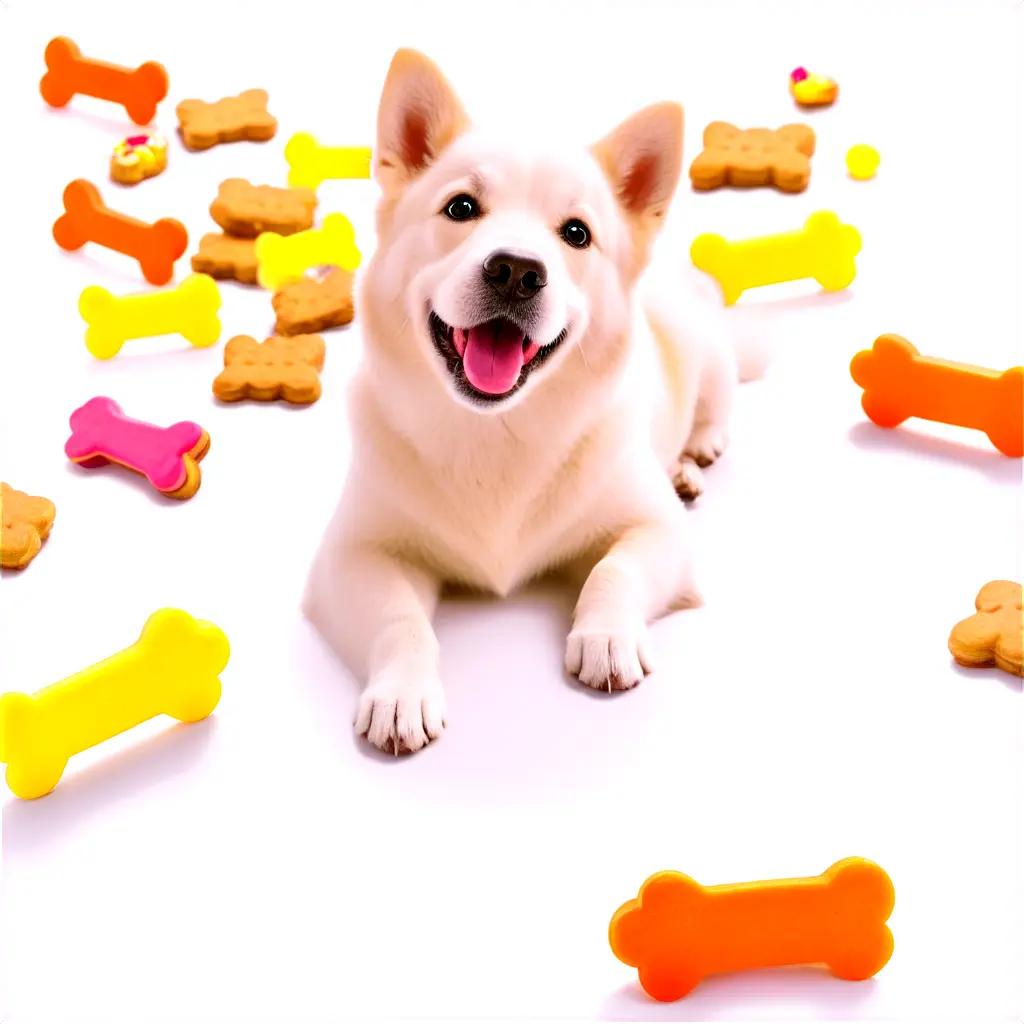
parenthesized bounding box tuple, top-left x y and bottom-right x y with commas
(65, 397, 210, 499)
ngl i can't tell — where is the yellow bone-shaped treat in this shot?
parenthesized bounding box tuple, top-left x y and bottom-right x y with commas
(0, 609, 229, 799)
(79, 273, 222, 360)
(285, 132, 371, 188)
(691, 210, 861, 305)
(255, 213, 361, 290)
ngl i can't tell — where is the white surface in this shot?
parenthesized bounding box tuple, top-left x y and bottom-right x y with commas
(1, 1, 1022, 1022)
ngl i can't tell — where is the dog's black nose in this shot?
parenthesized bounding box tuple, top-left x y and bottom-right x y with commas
(482, 250, 547, 301)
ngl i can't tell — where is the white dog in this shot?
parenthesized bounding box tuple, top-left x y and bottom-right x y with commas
(305, 49, 743, 754)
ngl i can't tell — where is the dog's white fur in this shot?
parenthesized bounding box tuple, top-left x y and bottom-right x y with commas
(305, 49, 739, 753)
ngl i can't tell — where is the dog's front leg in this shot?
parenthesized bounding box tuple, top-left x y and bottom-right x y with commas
(305, 545, 444, 753)
(566, 520, 695, 692)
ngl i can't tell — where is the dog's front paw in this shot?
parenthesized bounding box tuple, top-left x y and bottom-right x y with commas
(565, 624, 654, 693)
(355, 666, 446, 754)
(671, 459, 705, 502)
(684, 425, 727, 468)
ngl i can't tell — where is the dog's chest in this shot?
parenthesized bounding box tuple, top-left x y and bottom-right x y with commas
(408, 449, 589, 594)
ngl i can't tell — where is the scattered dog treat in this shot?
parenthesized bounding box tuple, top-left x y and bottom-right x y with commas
(691, 210, 861, 305)
(1, 483, 56, 571)
(110, 132, 168, 185)
(213, 334, 326, 405)
(285, 132, 372, 188)
(850, 335, 1023, 457)
(846, 144, 880, 181)
(65, 397, 210, 500)
(79, 273, 221, 359)
(256, 213, 360, 290)
(689, 121, 815, 192)
(610, 858, 894, 1001)
(789, 67, 838, 107)
(210, 178, 317, 238)
(948, 581, 1023, 677)
(273, 268, 354, 335)
(176, 88, 277, 151)
(0, 609, 229, 799)
(39, 36, 168, 125)
(191, 233, 259, 284)
(53, 179, 187, 285)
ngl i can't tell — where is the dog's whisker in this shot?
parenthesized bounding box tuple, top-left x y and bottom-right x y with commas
(390, 315, 411, 345)
(499, 416, 523, 443)
(576, 336, 593, 373)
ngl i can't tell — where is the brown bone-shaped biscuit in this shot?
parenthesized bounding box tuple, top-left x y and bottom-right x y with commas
(689, 122, 815, 193)
(213, 334, 325, 405)
(948, 581, 1023, 677)
(191, 233, 259, 284)
(176, 89, 277, 151)
(272, 268, 354, 335)
(1, 483, 56, 570)
(209, 179, 317, 238)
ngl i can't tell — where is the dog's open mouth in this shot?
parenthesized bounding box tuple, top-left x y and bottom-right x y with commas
(429, 311, 567, 402)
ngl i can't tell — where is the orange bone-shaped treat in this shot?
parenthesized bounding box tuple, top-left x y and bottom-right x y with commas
(53, 180, 187, 286)
(851, 334, 1023, 457)
(610, 858, 894, 1001)
(39, 37, 168, 125)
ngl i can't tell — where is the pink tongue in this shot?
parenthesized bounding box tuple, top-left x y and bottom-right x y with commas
(462, 321, 525, 395)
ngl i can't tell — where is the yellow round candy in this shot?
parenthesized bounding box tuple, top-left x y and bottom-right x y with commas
(846, 144, 880, 180)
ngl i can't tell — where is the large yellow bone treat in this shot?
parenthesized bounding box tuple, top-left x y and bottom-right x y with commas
(0, 609, 229, 799)
(79, 273, 222, 360)
(691, 211, 861, 305)
(255, 213, 361, 290)
(285, 132, 372, 188)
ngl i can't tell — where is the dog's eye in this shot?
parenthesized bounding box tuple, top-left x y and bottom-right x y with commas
(443, 194, 480, 222)
(560, 218, 591, 249)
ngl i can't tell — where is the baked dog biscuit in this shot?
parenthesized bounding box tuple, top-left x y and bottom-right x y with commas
(273, 268, 354, 335)
(192, 233, 259, 284)
(948, 581, 1023, 677)
(210, 178, 317, 238)
(1, 483, 56, 570)
(690, 121, 815, 192)
(176, 89, 277, 151)
(213, 334, 325, 405)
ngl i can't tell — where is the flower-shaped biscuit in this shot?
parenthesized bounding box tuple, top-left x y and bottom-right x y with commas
(1, 483, 56, 570)
(213, 334, 325, 405)
(689, 121, 815, 192)
(948, 580, 1023, 677)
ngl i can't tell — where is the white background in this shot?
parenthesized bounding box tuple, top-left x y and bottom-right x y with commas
(0, 1, 1021, 1022)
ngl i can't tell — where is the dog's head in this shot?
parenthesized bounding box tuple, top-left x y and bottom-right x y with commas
(362, 49, 683, 412)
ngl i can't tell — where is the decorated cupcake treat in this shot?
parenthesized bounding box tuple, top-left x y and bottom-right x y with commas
(789, 67, 838, 107)
(110, 132, 168, 185)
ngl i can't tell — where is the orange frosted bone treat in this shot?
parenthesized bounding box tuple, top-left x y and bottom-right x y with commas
(851, 334, 1023, 457)
(609, 858, 894, 1001)
(53, 179, 187, 286)
(39, 37, 168, 125)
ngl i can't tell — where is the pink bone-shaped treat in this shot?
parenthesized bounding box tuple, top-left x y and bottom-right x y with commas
(65, 397, 204, 493)
(53, 179, 188, 286)
(39, 36, 168, 125)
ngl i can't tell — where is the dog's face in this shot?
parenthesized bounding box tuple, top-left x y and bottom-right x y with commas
(363, 50, 683, 412)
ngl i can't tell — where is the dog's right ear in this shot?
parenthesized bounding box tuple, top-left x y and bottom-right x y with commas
(376, 49, 468, 193)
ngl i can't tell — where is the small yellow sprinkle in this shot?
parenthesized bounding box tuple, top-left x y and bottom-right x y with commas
(846, 144, 880, 181)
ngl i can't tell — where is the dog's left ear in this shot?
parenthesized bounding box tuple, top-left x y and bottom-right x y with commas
(592, 102, 684, 224)
(376, 49, 469, 193)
